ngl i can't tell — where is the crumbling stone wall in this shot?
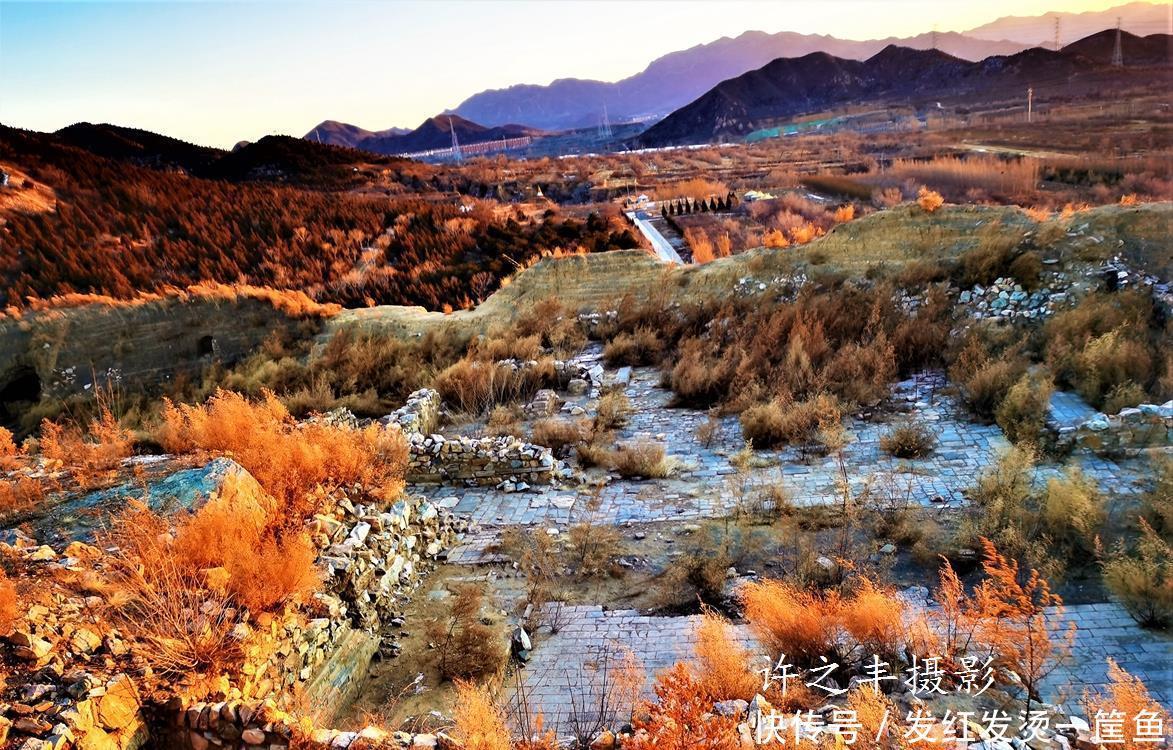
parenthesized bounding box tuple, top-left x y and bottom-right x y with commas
(381, 389, 571, 487)
(1065, 402, 1173, 455)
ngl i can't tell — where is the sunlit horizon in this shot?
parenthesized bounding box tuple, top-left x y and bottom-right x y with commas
(0, 0, 1146, 148)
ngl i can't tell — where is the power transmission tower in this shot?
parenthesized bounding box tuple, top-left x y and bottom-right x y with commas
(1027, 87, 1034, 123)
(448, 116, 462, 163)
(599, 103, 612, 140)
(1111, 16, 1124, 67)
(1054, 17, 1061, 51)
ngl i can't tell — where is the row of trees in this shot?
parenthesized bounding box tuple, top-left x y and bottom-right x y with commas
(660, 191, 738, 219)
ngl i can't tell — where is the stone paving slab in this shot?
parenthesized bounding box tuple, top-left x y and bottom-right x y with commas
(508, 602, 1173, 734)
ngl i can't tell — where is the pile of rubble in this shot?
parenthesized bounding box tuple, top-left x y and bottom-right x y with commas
(958, 278, 1066, 320)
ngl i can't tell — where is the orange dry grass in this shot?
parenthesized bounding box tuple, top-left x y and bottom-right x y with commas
(741, 579, 841, 667)
(0, 427, 19, 470)
(171, 474, 319, 612)
(624, 663, 739, 750)
(842, 579, 906, 663)
(916, 187, 944, 213)
(158, 390, 407, 528)
(7, 282, 340, 321)
(0, 475, 47, 515)
(1083, 660, 1170, 750)
(693, 608, 760, 702)
(0, 569, 18, 633)
(39, 408, 133, 487)
(846, 687, 904, 750)
(451, 681, 513, 750)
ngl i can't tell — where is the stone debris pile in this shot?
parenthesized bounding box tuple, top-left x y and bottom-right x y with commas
(1063, 401, 1173, 455)
(312, 490, 464, 630)
(958, 278, 1065, 320)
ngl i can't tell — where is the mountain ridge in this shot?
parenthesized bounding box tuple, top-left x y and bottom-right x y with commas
(636, 32, 1169, 147)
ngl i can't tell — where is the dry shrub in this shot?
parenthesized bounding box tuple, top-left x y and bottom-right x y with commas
(0, 427, 19, 470)
(950, 332, 1029, 420)
(1072, 330, 1154, 409)
(693, 608, 760, 701)
(1102, 519, 1172, 628)
(530, 418, 587, 456)
(956, 222, 1021, 287)
(916, 187, 944, 212)
(1039, 468, 1103, 549)
(1103, 381, 1148, 414)
(841, 580, 905, 664)
(669, 338, 737, 408)
(995, 371, 1054, 446)
(1141, 459, 1173, 537)
(741, 579, 840, 667)
(104, 503, 243, 676)
(574, 438, 613, 468)
(1008, 250, 1043, 290)
(603, 328, 664, 366)
(624, 663, 739, 750)
(1044, 292, 1161, 408)
(433, 359, 554, 415)
(594, 391, 632, 431)
(0, 475, 46, 515)
(833, 204, 855, 223)
(430, 584, 507, 683)
(610, 440, 675, 478)
(1083, 659, 1170, 750)
(879, 419, 935, 458)
(158, 389, 406, 528)
(566, 520, 621, 579)
(171, 475, 320, 611)
(486, 405, 523, 437)
(695, 414, 721, 448)
(0, 569, 17, 633)
(846, 687, 904, 750)
(740, 394, 841, 448)
(40, 408, 133, 487)
(451, 680, 512, 750)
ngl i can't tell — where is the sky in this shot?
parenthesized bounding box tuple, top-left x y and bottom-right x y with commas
(0, 0, 1130, 148)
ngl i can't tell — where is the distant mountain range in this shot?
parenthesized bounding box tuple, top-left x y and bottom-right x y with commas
(305, 1, 1168, 149)
(304, 120, 409, 148)
(636, 31, 1170, 147)
(446, 31, 1029, 131)
(963, 0, 1170, 45)
(304, 114, 539, 156)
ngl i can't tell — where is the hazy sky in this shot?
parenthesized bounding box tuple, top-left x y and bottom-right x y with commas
(0, 0, 1128, 148)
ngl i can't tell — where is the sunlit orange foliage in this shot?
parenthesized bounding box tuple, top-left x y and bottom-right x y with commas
(0, 475, 46, 515)
(762, 229, 790, 248)
(158, 389, 407, 528)
(741, 580, 840, 667)
(171, 474, 320, 611)
(693, 608, 760, 701)
(935, 557, 978, 661)
(0, 427, 19, 470)
(842, 579, 906, 664)
(1119, 193, 1139, 206)
(624, 663, 739, 750)
(0, 569, 18, 633)
(916, 187, 944, 213)
(1024, 206, 1052, 222)
(15, 283, 342, 320)
(39, 408, 133, 487)
(451, 680, 513, 750)
(1083, 659, 1170, 750)
(715, 233, 733, 259)
(970, 538, 1071, 710)
(833, 204, 855, 223)
(846, 687, 904, 750)
(788, 222, 825, 245)
(669, 178, 731, 202)
(685, 227, 715, 264)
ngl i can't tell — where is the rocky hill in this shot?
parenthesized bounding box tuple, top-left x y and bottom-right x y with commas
(635, 37, 1164, 146)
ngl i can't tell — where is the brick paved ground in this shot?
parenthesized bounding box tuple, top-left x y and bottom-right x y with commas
(410, 345, 1168, 717)
(507, 603, 1172, 734)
